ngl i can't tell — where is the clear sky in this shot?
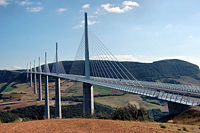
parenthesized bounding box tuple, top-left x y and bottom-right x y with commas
(1, 0, 200, 70)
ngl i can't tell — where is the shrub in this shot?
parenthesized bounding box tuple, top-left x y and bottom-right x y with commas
(93, 112, 111, 119)
(0, 111, 19, 123)
(160, 124, 166, 128)
(111, 104, 148, 121)
(4, 106, 11, 110)
(23, 117, 32, 122)
(183, 127, 188, 131)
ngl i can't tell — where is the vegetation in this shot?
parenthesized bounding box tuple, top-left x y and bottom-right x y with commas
(0, 84, 4, 90)
(0, 70, 26, 83)
(173, 106, 200, 125)
(160, 124, 166, 128)
(183, 127, 188, 131)
(1, 59, 199, 83)
(2, 84, 16, 92)
(148, 109, 168, 120)
(0, 111, 19, 123)
(162, 79, 181, 84)
(141, 96, 166, 106)
(93, 85, 111, 95)
(111, 104, 148, 121)
(0, 103, 151, 123)
(8, 103, 113, 121)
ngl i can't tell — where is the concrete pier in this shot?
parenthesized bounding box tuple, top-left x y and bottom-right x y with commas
(168, 101, 189, 114)
(30, 62, 33, 87)
(34, 73, 37, 94)
(83, 83, 94, 115)
(82, 13, 94, 115)
(34, 60, 37, 94)
(44, 52, 50, 119)
(38, 57, 42, 101)
(27, 63, 29, 81)
(55, 77, 62, 118)
(30, 72, 33, 87)
(45, 75, 50, 119)
(38, 74, 42, 101)
(55, 43, 62, 119)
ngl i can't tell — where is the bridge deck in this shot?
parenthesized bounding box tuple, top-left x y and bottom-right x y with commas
(29, 72, 200, 106)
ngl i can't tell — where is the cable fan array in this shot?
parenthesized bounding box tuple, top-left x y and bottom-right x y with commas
(68, 30, 144, 88)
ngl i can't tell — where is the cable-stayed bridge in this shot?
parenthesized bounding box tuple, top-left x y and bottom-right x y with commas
(26, 13, 200, 119)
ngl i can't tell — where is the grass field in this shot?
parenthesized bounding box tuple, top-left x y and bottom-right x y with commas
(0, 81, 166, 111)
(64, 83, 120, 96)
(95, 93, 163, 109)
(3, 83, 16, 92)
(0, 119, 199, 133)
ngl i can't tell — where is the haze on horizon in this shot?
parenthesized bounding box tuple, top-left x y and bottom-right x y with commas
(0, 0, 200, 70)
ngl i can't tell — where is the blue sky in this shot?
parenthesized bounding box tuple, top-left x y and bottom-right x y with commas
(1, 0, 200, 70)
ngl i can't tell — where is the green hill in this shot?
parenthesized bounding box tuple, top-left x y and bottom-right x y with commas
(53, 59, 200, 81)
(0, 59, 199, 83)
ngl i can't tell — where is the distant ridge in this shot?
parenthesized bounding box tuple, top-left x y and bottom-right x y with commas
(0, 59, 199, 83)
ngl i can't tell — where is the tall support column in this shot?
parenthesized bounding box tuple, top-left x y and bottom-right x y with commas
(34, 60, 37, 94)
(26, 63, 29, 81)
(55, 77, 61, 118)
(168, 101, 189, 114)
(83, 83, 94, 115)
(38, 57, 42, 101)
(55, 43, 62, 119)
(45, 52, 50, 119)
(84, 12, 90, 80)
(30, 62, 33, 87)
(83, 12, 94, 115)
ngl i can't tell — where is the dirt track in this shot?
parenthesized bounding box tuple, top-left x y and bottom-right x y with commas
(1, 118, 199, 133)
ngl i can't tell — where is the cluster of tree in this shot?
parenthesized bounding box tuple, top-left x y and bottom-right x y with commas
(162, 79, 181, 84)
(3, 103, 113, 122)
(148, 109, 169, 121)
(1, 103, 170, 123)
(111, 104, 148, 121)
(0, 111, 19, 123)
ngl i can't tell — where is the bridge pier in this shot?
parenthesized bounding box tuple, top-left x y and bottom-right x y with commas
(30, 62, 33, 87)
(45, 75, 50, 119)
(55, 77, 62, 119)
(168, 101, 189, 114)
(82, 13, 94, 115)
(38, 74, 42, 101)
(33, 60, 37, 94)
(30, 72, 33, 87)
(34, 73, 37, 94)
(83, 83, 94, 115)
(38, 57, 42, 101)
(44, 52, 50, 119)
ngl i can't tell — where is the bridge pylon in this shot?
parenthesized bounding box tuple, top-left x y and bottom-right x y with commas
(33, 60, 37, 94)
(83, 12, 94, 115)
(55, 43, 62, 119)
(26, 63, 29, 81)
(44, 52, 50, 119)
(38, 57, 42, 101)
(30, 62, 33, 87)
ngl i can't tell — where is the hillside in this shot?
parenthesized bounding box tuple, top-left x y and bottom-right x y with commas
(0, 70, 25, 83)
(0, 59, 199, 83)
(173, 106, 200, 125)
(0, 59, 199, 122)
(0, 118, 200, 133)
(54, 59, 200, 81)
